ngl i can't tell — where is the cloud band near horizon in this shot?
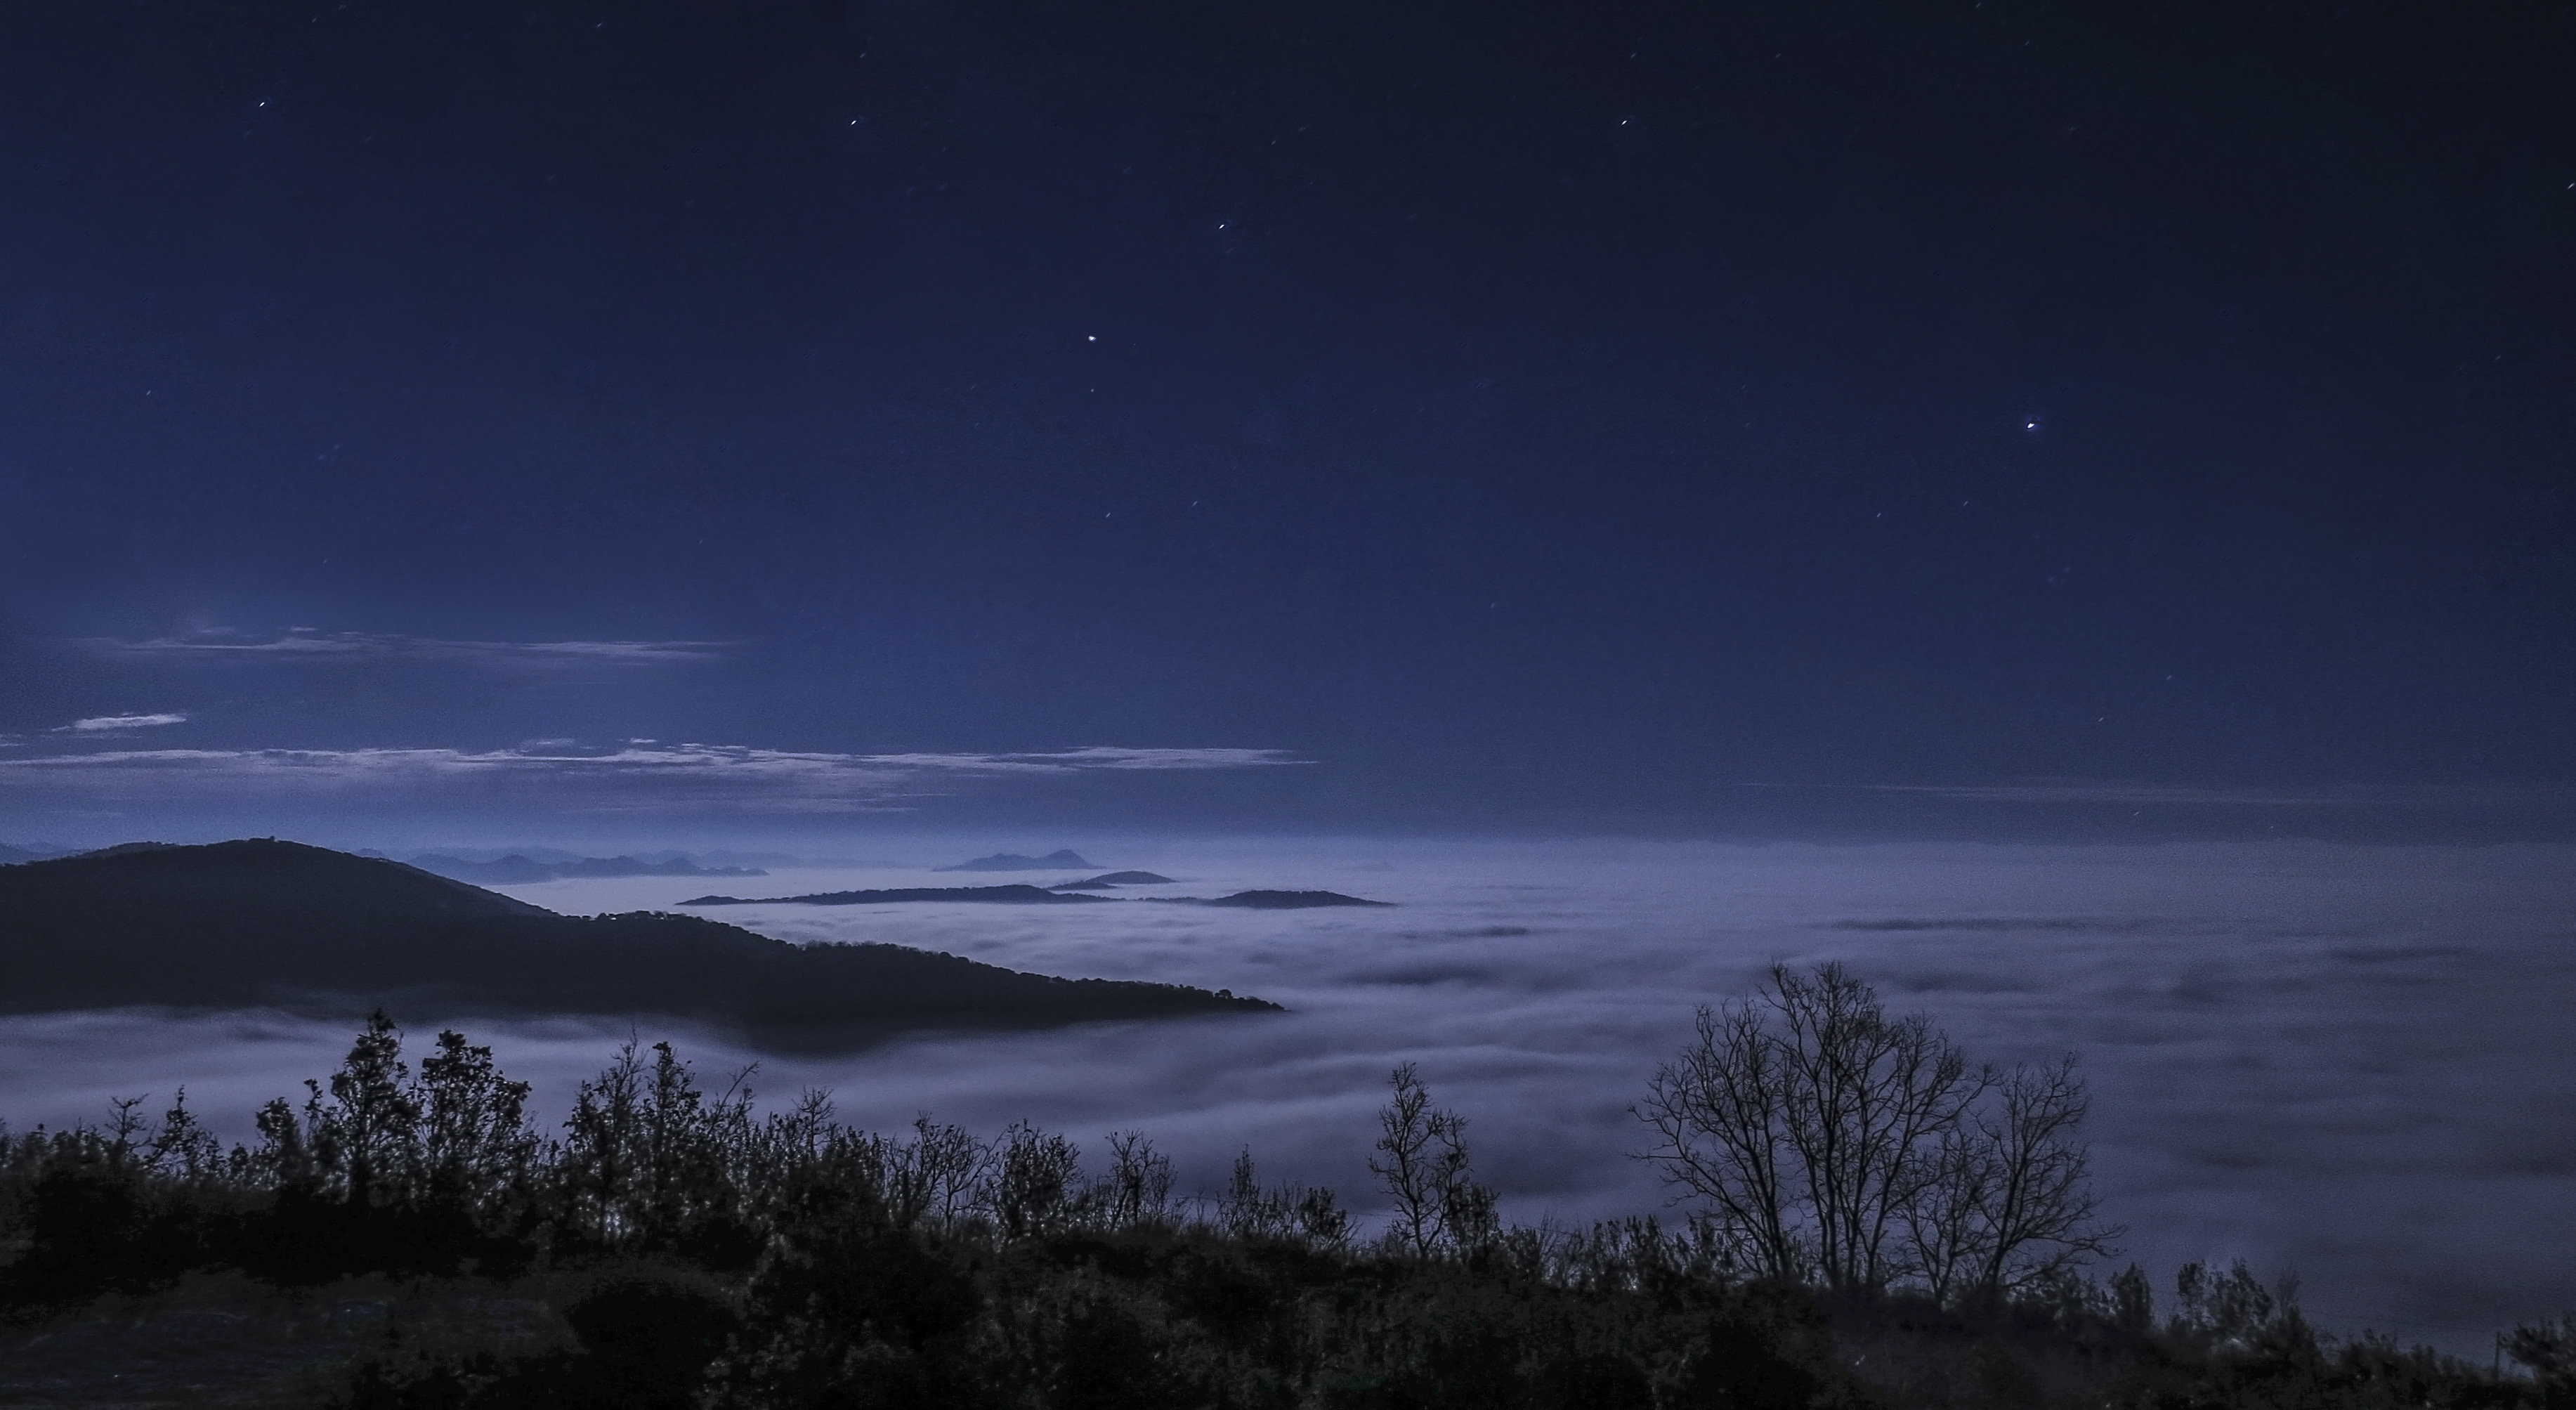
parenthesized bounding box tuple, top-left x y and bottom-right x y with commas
(0, 743, 1311, 815)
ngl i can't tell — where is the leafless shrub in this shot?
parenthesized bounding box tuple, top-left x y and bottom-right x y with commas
(1097, 1129, 1176, 1228)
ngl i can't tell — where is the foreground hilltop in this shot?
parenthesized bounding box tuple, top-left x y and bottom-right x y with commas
(0, 840, 1278, 1050)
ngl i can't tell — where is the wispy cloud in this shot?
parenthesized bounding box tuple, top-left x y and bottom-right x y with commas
(58, 713, 190, 734)
(865, 747, 1308, 773)
(74, 629, 729, 667)
(0, 742, 1307, 814)
(1748, 780, 2572, 810)
(1006, 747, 1305, 771)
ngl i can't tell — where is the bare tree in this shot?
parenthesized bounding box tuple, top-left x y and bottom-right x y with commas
(877, 1114, 990, 1229)
(1222, 1149, 1295, 1239)
(1368, 1063, 1493, 1256)
(1293, 1184, 1352, 1248)
(1900, 1124, 1995, 1305)
(1099, 1130, 1175, 1227)
(1637, 963, 2112, 1301)
(1370, 1062, 1444, 1255)
(1963, 1055, 2121, 1297)
(988, 1121, 1082, 1238)
(1769, 963, 1985, 1291)
(1635, 1000, 1802, 1280)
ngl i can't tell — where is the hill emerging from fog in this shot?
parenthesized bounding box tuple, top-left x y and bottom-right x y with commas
(934, 849, 1094, 872)
(682, 887, 1391, 909)
(1184, 890, 1392, 909)
(0, 840, 1279, 1051)
(1050, 871, 1178, 889)
(683, 884, 1116, 906)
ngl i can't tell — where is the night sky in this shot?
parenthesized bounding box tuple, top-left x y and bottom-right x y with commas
(4, 1, 2571, 841)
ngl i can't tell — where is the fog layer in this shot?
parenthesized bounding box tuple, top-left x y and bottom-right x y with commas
(0, 837, 2565, 1354)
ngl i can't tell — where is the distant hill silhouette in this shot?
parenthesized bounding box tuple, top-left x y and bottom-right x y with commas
(684, 885, 1390, 909)
(1049, 871, 1177, 889)
(0, 840, 1279, 1050)
(934, 849, 1094, 872)
(406, 852, 769, 884)
(681, 884, 1112, 906)
(1186, 890, 1393, 909)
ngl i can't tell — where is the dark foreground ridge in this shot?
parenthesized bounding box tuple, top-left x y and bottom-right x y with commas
(683, 885, 1392, 908)
(0, 840, 1279, 1050)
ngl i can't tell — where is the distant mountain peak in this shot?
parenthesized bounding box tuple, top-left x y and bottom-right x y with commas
(934, 849, 1094, 872)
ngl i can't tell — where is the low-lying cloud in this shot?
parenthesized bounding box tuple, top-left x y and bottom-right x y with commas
(1, 837, 2561, 1356)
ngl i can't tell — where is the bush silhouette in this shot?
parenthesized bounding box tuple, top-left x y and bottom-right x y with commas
(0, 1002, 2544, 1410)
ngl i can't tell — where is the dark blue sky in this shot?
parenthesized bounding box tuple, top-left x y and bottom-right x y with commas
(2, 1, 2570, 840)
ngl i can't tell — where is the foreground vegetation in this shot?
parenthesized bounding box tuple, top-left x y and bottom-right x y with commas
(0, 968, 2563, 1408)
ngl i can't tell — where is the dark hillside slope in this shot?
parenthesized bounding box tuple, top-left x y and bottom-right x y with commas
(1, 838, 553, 922)
(0, 840, 1277, 1051)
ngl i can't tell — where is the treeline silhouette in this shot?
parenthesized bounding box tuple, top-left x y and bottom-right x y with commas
(0, 968, 2563, 1409)
(0, 840, 1276, 1050)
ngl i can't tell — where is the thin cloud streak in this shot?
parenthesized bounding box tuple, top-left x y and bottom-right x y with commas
(0, 742, 1309, 814)
(59, 713, 190, 733)
(1751, 781, 2573, 810)
(74, 630, 731, 665)
(865, 748, 1311, 773)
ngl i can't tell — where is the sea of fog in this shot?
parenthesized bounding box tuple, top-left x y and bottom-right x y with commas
(1, 837, 2568, 1354)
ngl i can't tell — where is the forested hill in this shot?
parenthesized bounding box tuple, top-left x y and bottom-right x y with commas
(0, 840, 1279, 1050)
